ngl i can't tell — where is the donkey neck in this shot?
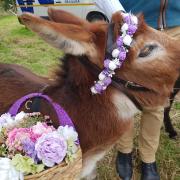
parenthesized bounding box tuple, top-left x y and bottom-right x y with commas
(42, 55, 135, 152)
(45, 54, 138, 124)
(46, 55, 115, 118)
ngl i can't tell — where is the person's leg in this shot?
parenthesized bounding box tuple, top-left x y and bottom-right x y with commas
(116, 121, 134, 153)
(139, 106, 164, 180)
(116, 122, 134, 180)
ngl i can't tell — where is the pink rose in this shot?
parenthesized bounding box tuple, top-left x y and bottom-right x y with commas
(32, 122, 55, 138)
(6, 128, 33, 151)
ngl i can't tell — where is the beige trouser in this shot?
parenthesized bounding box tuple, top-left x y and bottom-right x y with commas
(117, 26, 180, 163)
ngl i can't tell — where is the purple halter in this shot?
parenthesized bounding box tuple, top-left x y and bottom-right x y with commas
(8, 93, 79, 143)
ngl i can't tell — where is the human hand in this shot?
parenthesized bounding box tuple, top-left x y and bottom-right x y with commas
(94, 0, 125, 19)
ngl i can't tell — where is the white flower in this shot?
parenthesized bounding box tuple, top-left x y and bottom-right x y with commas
(121, 23, 129, 33)
(108, 61, 117, 71)
(113, 58, 121, 66)
(14, 112, 26, 122)
(123, 35, 132, 46)
(98, 72, 106, 81)
(0, 158, 23, 180)
(0, 113, 14, 128)
(112, 49, 120, 58)
(102, 86, 107, 90)
(0, 112, 27, 131)
(91, 87, 98, 94)
(131, 15, 138, 25)
(57, 125, 78, 142)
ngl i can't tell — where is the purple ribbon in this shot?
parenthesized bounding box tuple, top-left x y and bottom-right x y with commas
(8, 93, 79, 144)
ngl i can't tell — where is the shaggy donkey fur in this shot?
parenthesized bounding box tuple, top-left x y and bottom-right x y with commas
(0, 9, 180, 179)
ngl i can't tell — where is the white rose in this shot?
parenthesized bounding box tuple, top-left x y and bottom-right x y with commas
(14, 111, 26, 122)
(121, 23, 128, 33)
(90, 86, 98, 94)
(109, 61, 117, 71)
(112, 49, 120, 58)
(58, 125, 78, 142)
(98, 72, 106, 81)
(0, 113, 14, 127)
(0, 158, 23, 180)
(131, 15, 138, 25)
(123, 35, 132, 46)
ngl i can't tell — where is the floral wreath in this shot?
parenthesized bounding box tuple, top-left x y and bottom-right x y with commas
(91, 13, 138, 94)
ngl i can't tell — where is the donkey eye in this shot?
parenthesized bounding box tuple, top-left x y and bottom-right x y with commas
(138, 44, 157, 58)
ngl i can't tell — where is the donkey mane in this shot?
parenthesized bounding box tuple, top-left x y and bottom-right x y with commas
(44, 54, 131, 152)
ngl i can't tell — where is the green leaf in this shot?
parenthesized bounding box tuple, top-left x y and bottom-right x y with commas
(12, 154, 45, 175)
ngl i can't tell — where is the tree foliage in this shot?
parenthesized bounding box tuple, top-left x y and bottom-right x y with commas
(1, 0, 16, 11)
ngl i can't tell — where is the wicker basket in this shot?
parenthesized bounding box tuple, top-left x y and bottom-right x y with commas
(24, 148, 82, 180)
(6, 94, 82, 180)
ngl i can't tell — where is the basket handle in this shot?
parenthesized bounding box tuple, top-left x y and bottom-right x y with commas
(8, 93, 75, 129)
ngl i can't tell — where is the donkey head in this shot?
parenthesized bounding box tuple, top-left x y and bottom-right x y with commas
(19, 9, 180, 110)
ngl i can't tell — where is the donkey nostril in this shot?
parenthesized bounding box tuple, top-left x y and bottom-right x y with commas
(19, 16, 31, 24)
(19, 13, 36, 25)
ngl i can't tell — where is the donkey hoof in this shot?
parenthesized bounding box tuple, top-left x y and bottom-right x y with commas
(169, 131, 178, 139)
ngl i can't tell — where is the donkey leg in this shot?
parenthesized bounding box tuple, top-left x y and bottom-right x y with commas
(80, 151, 106, 180)
(164, 88, 179, 139)
(164, 106, 177, 139)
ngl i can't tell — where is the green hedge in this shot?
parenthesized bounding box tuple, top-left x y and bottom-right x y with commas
(1, 0, 16, 11)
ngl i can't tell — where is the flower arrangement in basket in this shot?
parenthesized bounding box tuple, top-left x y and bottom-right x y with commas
(0, 111, 82, 180)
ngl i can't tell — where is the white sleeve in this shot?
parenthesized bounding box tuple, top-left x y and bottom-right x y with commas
(94, 0, 125, 20)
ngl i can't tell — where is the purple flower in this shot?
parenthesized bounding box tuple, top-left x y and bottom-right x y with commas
(128, 25, 137, 35)
(22, 138, 38, 162)
(91, 12, 138, 95)
(104, 59, 111, 69)
(102, 69, 110, 76)
(124, 15, 131, 24)
(94, 83, 103, 93)
(35, 132, 67, 167)
(103, 77, 112, 86)
(119, 51, 126, 61)
(116, 36, 123, 47)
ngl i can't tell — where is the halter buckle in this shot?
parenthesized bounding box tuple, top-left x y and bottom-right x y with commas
(125, 81, 134, 88)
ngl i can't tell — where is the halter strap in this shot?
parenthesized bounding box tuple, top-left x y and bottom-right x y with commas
(8, 93, 75, 128)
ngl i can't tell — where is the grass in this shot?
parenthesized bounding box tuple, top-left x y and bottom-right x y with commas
(0, 15, 62, 76)
(0, 13, 180, 180)
(96, 108, 180, 180)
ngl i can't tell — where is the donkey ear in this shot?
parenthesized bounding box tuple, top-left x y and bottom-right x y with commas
(19, 13, 94, 56)
(111, 12, 123, 40)
(48, 8, 88, 26)
(111, 12, 146, 39)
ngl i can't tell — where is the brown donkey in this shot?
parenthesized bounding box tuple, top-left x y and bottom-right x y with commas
(0, 9, 180, 179)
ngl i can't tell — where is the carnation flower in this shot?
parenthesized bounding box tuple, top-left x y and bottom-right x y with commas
(35, 132, 67, 167)
(0, 157, 23, 180)
(22, 138, 38, 162)
(14, 112, 26, 122)
(6, 128, 37, 151)
(57, 126, 79, 162)
(0, 112, 26, 131)
(0, 113, 14, 127)
(57, 125, 78, 142)
(32, 122, 55, 138)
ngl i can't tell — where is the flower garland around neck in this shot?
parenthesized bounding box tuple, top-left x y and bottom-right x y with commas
(91, 13, 138, 94)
